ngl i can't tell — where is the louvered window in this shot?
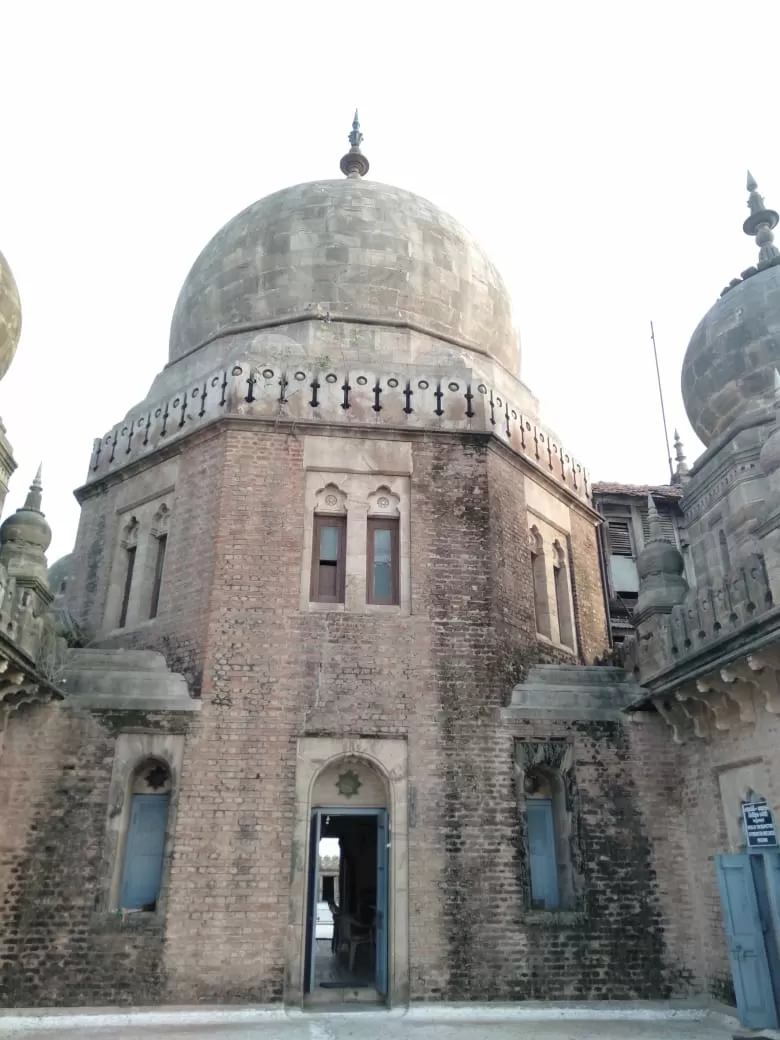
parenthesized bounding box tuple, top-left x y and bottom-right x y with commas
(607, 521, 633, 556)
(606, 520, 639, 595)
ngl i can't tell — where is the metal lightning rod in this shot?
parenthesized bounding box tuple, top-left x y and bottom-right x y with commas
(650, 320, 674, 484)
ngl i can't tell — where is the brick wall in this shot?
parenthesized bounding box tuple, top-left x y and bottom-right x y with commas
(0, 701, 190, 1007)
(68, 430, 228, 693)
(1, 422, 677, 1006)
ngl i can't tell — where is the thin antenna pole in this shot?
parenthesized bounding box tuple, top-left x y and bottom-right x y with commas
(650, 320, 674, 483)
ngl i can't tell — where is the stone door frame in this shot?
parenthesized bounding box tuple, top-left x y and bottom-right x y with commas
(285, 736, 409, 1006)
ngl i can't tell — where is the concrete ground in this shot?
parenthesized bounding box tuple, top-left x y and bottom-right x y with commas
(0, 1007, 742, 1040)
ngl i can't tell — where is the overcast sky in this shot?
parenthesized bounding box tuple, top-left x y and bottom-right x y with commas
(2, 1, 779, 561)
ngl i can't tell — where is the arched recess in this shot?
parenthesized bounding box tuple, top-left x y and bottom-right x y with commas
(552, 539, 575, 649)
(529, 526, 551, 638)
(96, 731, 185, 919)
(286, 737, 408, 1007)
(515, 741, 581, 914)
(118, 758, 171, 911)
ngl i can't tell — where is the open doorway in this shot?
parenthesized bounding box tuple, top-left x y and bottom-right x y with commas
(304, 808, 388, 1000)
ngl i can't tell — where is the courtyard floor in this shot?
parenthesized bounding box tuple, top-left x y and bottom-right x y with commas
(0, 1006, 745, 1040)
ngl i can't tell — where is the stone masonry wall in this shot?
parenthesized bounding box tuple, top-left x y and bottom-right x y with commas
(569, 508, 609, 664)
(627, 703, 780, 1007)
(670, 708, 780, 1004)
(68, 429, 228, 692)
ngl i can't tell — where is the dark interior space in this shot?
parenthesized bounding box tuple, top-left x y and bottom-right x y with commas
(314, 813, 378, 990)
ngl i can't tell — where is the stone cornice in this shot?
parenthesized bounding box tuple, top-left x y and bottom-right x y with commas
(77, 360, 593, 510)
(77, 413, 600, 523)
(682, 442, 766, 521)
(685, 406, 773, 482)
(627, 605, 780, 703)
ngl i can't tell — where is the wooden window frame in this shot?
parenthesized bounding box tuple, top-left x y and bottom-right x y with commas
(310, 514, 347, 604)
(527, 796, 560, 911)
(366, 517, 400, 606)
(606, 519, 634, 557)
(149, 534, 168, 620)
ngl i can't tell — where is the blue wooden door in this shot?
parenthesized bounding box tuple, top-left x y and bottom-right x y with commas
(120, 794, 169, 910)
(304, 811, 321, 995)
(375, 811, 389, 996)
(764, 850, 780, 939)
(527, 798, 559, 910)
(716, 853, 778, 1028)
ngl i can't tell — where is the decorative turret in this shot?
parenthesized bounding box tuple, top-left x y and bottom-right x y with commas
(672, 429, 690, 485)
(0, 466, 54, 661)
(745, 171, 780, 266)
(634, 495, 688, 624)
(339, 110, 369, 179)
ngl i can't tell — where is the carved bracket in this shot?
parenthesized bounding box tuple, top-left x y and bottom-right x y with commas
(655, 696, 695, 744)
(747, 651, 780, 714)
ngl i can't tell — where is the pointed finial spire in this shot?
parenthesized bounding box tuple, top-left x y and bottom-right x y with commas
(672, 429, 690, 484)
(340, 110, 369, 179)
(24, 463, 43, 511)
(646, 494, 666, 541)
(744, 170, 780, 264)
(348, 109, 362, 148)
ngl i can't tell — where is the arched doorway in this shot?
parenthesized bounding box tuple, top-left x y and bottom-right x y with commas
(286, 737, 408, 1007)
(304, 756, 389, 1001)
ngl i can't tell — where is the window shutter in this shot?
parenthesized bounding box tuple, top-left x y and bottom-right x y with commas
(640, 507, 677, 544)
(527, 798, 560, 910)
(120, 794, 170, 910)
(606, 521, 633, 557)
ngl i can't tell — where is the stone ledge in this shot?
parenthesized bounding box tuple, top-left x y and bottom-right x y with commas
(60, 649, 198, 712)
(505, 665, 643, 722)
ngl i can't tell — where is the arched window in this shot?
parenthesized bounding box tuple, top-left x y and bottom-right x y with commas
(119, 759, 171, 912)
(523, 764, 575, 911)
(719, 529, 730, 574)
(553, 540, 574, 648)
(367, 486, 401, 606)
(310, 484, 348, 604)
(148, 504, 171, 619)
(529, 526, 551, 639)
(118, 516, 139, 629)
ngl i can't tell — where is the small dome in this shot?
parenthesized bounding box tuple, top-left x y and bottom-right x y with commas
(168, 179, 519, 374)
(0, 249, 21, 384)
(0, 469, 51, 587)
(635, 497, 687, 619)
(48, 553, 72, 597)
(682, 258, 780, 448)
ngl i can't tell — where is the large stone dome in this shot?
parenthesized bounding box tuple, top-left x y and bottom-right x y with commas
(682, 263, 780, 446)
(0, 249, 21, 384)
(168, 179, 519, 374)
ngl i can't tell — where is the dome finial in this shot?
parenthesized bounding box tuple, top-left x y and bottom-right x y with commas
(24, 462, 43, 512)
(646, 494, 664, 541)
(743, 170, 780, 264)
(672, 429, 690, 484)
(340, 110, 369, 179)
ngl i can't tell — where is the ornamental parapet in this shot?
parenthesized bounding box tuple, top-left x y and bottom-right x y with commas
(629, 553, 773, 680)
(84, 360, 591, 504)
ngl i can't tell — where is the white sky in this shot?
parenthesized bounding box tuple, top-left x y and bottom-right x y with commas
(2, 1, 779, 561)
